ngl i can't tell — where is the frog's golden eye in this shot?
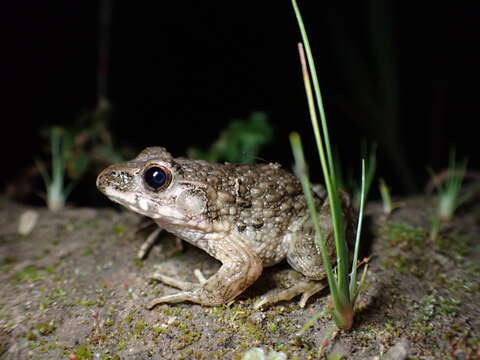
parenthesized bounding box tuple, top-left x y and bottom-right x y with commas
(143, 166, 172, 191)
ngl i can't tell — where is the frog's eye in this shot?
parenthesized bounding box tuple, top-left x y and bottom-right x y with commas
(143, 166, 171, 191)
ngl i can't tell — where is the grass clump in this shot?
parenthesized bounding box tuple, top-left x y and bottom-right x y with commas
(428, 150, 469, 241)
(36, 109, 125, 211)
(289, 0, 368, 331)
(36, 127, 85, 211)
(431, 150, 468, 221)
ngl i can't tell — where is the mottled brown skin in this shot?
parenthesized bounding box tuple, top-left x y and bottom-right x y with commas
(97, 147, 348, 308)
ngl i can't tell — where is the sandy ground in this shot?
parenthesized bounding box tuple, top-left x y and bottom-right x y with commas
(0, 192, 479, 359)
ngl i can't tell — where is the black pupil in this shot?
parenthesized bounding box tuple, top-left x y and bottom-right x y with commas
(144, 167, 167, 189)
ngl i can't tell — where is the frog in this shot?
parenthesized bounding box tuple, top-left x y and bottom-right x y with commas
(96, 147, 351, 309)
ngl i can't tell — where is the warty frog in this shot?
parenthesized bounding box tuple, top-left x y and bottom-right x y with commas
(96, 147, 351, 308)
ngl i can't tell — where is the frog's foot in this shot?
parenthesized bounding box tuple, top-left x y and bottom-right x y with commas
(254, 281, 326, 309)
(147, 271, 205, 309)
(147, 236, 263, 309)
(138, 227, 163, 259)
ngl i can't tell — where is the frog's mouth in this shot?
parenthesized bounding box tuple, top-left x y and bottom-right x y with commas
(98, 186, 137, 210)
(100, 184, 187, 222)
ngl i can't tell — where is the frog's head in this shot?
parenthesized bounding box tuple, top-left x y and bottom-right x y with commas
(96, 147, 209, 226)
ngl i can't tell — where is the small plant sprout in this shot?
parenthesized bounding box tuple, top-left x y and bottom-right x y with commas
(379, 178, 393, 215)
(290, 0, 368, 331)
(433, 151, 468, 222)
(36, 127, 85, 211)
(429, 150, 468, 240)
(35, 105, 124, 212)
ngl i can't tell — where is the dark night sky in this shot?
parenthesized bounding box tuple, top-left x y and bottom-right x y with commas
(2, 2, 479, 204)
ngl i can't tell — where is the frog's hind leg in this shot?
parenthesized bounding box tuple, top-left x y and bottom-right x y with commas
(147, 234, 263, 309)
(255, 230, 335, 309)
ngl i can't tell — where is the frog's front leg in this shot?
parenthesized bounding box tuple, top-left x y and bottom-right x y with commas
(147, 235, 263, 308)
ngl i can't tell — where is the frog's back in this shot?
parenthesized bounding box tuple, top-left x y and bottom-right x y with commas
(177, 159, 311, 265)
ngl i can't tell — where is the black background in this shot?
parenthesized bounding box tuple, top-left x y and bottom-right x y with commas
(2, 2, 479, 205)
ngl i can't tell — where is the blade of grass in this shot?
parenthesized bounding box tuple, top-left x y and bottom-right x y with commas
(291, 0, 334, 181)
(290, 132, 340, 309)
(296, 40, 349, 305)
(349, 159, 366, 301)
(352, 263, 369, 305)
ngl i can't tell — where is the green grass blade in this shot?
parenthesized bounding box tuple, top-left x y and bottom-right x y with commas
(363, 142, 377, 201)
(349, 159, 366, 301)
(294, 31, 349, 300)
(352, 263, 369, 305)
(291, 0, 335, 181)
(290, 132, 340, 308)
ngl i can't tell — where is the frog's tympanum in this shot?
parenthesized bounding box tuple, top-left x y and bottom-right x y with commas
(97, 147, 350, 309)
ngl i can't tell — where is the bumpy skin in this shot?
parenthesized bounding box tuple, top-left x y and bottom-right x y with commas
(96, 147, 348, 307)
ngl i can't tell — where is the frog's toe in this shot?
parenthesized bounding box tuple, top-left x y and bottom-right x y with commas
(149, 272, 196, 290)
(254, 281, 326, 309)
(298, 282, 326, 308)
(147, 290, 198, 309)
(147, 288, 230, 308)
